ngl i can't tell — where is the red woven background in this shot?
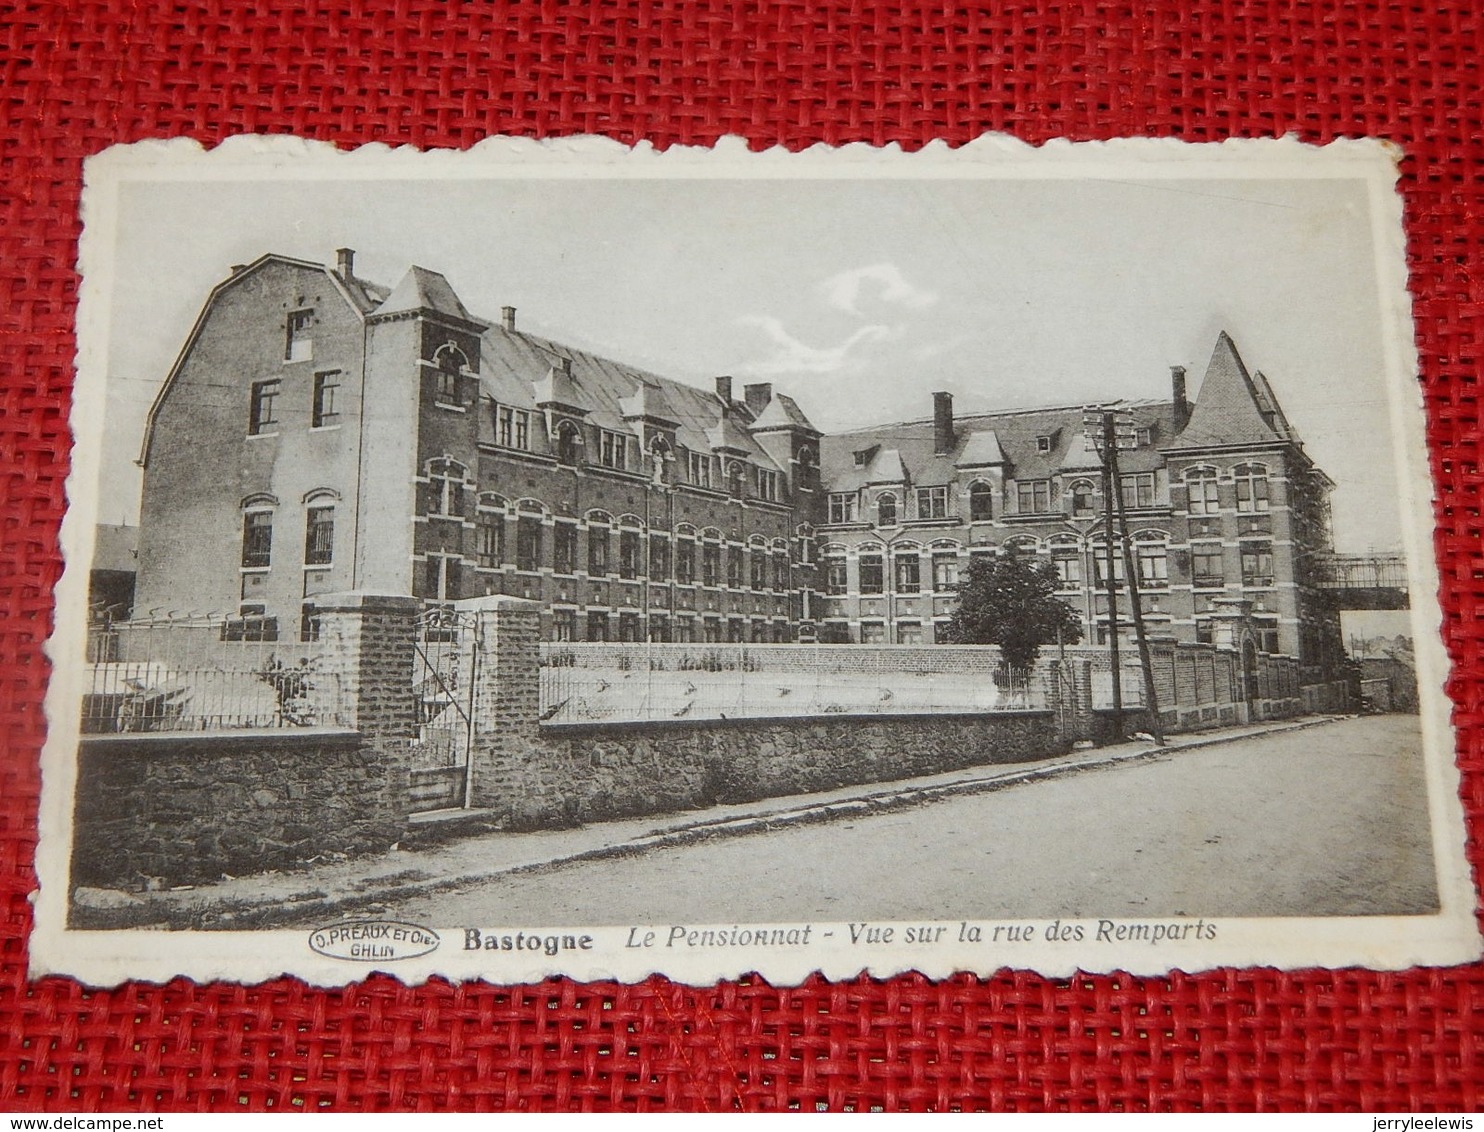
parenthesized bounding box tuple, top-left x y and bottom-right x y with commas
(3, 0, 1483, 1112)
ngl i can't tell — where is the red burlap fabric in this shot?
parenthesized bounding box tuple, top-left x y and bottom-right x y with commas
(2, 0, 1482, 1112)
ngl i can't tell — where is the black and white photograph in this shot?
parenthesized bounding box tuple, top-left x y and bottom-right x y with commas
(35, 137, 1479, 984)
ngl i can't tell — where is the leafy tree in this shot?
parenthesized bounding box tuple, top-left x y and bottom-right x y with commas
(943, 548, 1083, 673)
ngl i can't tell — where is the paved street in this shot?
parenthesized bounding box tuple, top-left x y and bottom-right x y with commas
(382, 714, 1438, 924)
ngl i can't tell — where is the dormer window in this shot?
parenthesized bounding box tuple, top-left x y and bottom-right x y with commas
(1036, 435, 1053, 455)
(853, 448, 874, 467)
(877, 493, 898, 527)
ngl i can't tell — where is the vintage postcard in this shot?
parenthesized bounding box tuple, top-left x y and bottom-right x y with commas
(32, 134, 1480, 986)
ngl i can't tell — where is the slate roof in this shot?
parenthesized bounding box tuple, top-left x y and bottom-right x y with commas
(376, 266, 483, 325)
(822, 399, 1178, 490)
(1168, 332, 1299, 450)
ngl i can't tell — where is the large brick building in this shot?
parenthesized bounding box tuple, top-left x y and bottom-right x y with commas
(136, 250, 822, 645)
(815, 333, 1343, 677)
(134, 251, 1342, 674)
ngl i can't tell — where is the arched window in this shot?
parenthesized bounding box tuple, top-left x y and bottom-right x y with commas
(423, 458, 467, 517)
(877, 492, 898, 527)
(433, 343, 468, 403)
(475, 494, 507, 569)
(1233, 463, 1270, 513)
(1069, 480, 1096, 519)
(648, 435, 672, 482)
(303, 490, 336, 566)
(240, 496, 276, 569)
(554, 421, 582, 465)
(727, 460, 747, 499)
(1134, 530, 1169, 588)
(1048, 535, 1082, 590)
(1185, 467, 1220, 515)
(968, 481, 994, 522)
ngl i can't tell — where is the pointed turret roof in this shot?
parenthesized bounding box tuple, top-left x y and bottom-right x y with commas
(1171, 332, 1299, 450)
(375, 265, 483, 326)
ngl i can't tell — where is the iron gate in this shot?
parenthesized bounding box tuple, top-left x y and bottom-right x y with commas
(408, 606, 480, 813)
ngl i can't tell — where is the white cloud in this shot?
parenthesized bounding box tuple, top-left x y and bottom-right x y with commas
(819, 263, 938, 317)
(736, 315, 894, 376)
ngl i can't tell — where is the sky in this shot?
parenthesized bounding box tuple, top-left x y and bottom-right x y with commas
(89, 155, 1416, 553)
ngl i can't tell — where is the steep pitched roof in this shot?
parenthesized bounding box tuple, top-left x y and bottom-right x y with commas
(1170, 332, 1296, 450)
(706, 410, 755, 454)
(375, 266, 483, 325)
(532, 360, 594, 414)
(750, 392, 818, 433)
(822, 399, 1175, 491)
(618, 381, 680, 426)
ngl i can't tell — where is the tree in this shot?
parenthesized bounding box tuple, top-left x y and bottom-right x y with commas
(943, 548, 1083, 674)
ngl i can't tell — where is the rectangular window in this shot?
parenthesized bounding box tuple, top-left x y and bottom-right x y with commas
(688, 451, 713, 488)
(299, 603, 320, 643)
(312, 372, 340, 427)
(587, 527, 609, 576)
(701, 545, 721, 587)
(649, 535, 671, 581)
(242, 511, 273, 568)
(860, 622, 886, 644)
(727, 546, 743, 589)
(1120, 473, 1157, 510)
(1187, 475, 1220, 515)
(1237, 474, 1271, 513)
(755, 468, 780, 501)
(1192, 546, 1224, 588)
(497, 406, 532, 450)
(773, 554, 789, 591)
(932, 553, 959, 591)
(825, 556, 847, 595)
(828, 493, 858, 524)
(619, 613, 642, 643)
(1053, 552, 1082, 588)
(249, 379, 281, 435)
(898, 622, 923, 645)
(618, 530, 641, 579)
(304, 506, 334, 566)
(598, 430, 628, 470)
(1093, 550, 1126, 585)
(553, 523, 577, 575)
(1254, 616, 1280, 654)
(1137, 542, 1168, 587)
(516, 516, 542, 572)
(476, 513, 504, 568)
(1195, 619, 1214, 645)
(916, 486, 949, 520)
(750, 550, 767, 590)
(1016, 480, 1052, 514)
(895, 553, 921, 594)
(285, 309, 313, 362)
(586, 611, 610, 642)
(1240, 541, 1275, 587)
(676, 540, 696, 585)
(650, 615, 670, 643)
(552, 608, 576, 642)
(859, 555, 884, 595)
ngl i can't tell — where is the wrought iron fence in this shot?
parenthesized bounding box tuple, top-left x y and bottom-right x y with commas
(80, 615, 345, 733)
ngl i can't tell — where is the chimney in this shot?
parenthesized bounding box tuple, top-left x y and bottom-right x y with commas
(335, 247, 355, 280)
(715, 375, 733, 404)
(1171, 365, 1189, 427)
(933, 391, 955, 455)
(744, 382, 773, 416)
(501, 306, 517, 332)
(561, 357, 573, 377)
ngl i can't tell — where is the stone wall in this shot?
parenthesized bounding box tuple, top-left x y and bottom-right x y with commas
(72, 729, 408, 889)
(489, 711, 1062, 830)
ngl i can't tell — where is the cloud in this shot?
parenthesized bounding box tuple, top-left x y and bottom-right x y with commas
(736, 315, 895, 376)
(819, 264, 938, 317)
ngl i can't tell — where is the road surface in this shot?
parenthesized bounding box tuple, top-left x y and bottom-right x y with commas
(383, 715, 1439, 924)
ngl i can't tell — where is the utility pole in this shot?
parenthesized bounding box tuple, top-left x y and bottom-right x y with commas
(1105, 424, 1166, 745)
(1091, 411, 1124, 736)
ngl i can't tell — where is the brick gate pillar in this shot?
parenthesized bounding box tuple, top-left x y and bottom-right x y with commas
(310, 592, 421, 741)
(453, 595, 543, 812)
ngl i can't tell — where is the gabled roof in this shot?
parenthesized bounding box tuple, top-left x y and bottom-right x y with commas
(375, 266, 484, 327)
(1170, 332, 1298, 450)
